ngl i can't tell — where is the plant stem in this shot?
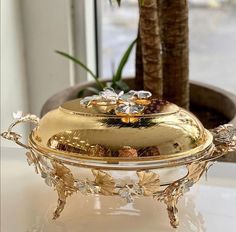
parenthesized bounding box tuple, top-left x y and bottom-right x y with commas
(139, 0, 163, 98)
(135, 20, 144, 90)
(160, 0, 189, 109)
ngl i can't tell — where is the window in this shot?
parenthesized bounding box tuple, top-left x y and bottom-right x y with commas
(100, 0, 139, 78)
(99, 0, 236, 93)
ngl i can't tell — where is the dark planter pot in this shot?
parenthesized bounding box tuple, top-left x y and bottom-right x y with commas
(41, 78, 236, 162)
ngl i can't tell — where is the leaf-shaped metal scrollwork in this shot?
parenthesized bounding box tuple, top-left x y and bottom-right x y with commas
(25, 152, 77, 220)
(22, 149, 221, 229)
(53, 180, 67, 219)
(211, 124, 236, 159)
(211, 124, 236, 145)
(137, 171, 160, 196)
(92, 170, 116, 195)
(51, 161, 75, 188)
(1, 112, 39, 149)
(187, 161, 208, 183)
(155, 160, 211, 229)
(48, 161, 76, 219)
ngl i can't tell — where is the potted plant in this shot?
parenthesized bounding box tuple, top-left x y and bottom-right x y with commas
(42, 0, 236, 160)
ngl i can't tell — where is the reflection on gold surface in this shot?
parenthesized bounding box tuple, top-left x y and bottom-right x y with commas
(33, 97, 208, 162)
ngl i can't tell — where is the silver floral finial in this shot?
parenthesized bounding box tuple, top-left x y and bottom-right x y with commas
(13, 111, 23, 119)
(115, 102, 144, 116)
(80, 88, 152, 118)
(212, 124, 236, 145)
(99, 87, 124, 103)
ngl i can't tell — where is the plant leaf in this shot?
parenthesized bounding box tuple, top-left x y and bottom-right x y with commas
(116, 0, 121, 6)
(138, 0, 145, 6)
(105, 82, 113, 88)
(56, 51, 104, 90)
(113, 39, 137, 82)
(111, 61, 116, 79)
(109, 0, 121, 7)
(77, 89, 85, 98)
(77, 87, 100, 98)
(113, 80, 130, 92)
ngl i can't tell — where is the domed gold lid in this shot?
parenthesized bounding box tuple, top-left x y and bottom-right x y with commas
(29, 88, 213, 163)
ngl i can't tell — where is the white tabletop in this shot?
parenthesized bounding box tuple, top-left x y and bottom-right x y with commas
(1, 147, 236, 232)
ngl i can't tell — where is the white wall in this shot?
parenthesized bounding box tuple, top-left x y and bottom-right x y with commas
(1, 0, 29, 147)
(1, 0, 75, 147)
(21, 0, 75, 115)
(1, 0, 97, 148)
(73, 0, 97, 82)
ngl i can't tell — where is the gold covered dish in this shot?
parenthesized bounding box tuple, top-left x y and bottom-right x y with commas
(30, 88, 211, 167)
(1, 88, 236, 228)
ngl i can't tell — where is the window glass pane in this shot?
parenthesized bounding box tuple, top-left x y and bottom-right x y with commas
(100, 0, 236, 93)
(101, 0, 138, 78)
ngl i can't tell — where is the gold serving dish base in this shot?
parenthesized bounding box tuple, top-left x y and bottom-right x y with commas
(26, 130, 219, 229)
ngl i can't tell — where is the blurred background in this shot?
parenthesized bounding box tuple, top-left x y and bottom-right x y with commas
(1, 0, 236, 146)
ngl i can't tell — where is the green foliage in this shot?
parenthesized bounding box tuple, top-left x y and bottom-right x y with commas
(56, 38, 136, 96)
(55, 51, 104, 90)
(113, 38, 137, 82)
(109, 0, 121, 7)
(111, 0, 145, 7)
(116, 0, 121, 6)
(77, 87, 100, 98)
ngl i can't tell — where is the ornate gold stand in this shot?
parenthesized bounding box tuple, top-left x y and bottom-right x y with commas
(23, 133, 234, 229)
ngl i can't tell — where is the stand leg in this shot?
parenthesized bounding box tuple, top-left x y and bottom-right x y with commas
(53, 199, 66, 220)
(52, 179, 68, 220)
(162, 194, 179, 228)
(158, 161, 209, 228)
(50, 162, 76, 220)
